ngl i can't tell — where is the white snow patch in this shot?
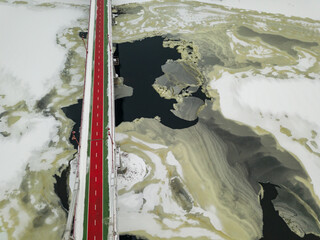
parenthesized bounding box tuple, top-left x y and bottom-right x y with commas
(0, 4, 83, 107)
(227, 31, 250, 48)
(131, 136, 168, 149)
(248, 46, 273, 58)
(236, 77, 320, 124)
(210, 70, 320, 199)
(0, 199, 30, 239)
(162, 218, 182, 229)
(115, 133, 128, 142)
(295, 51, 317, 72)
(6, 0, 89, 6)
(0, 5, 86, 239)
(0, 114, 60, 193)
(68, 157, 78, 194)
(118, 138, 224, 239)
(0, 2, 83, 196)
(118, 153, 149, 190)
(166, 151, 184, 178)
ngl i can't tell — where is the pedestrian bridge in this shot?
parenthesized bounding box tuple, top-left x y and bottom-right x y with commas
(62, 0, 118, 239)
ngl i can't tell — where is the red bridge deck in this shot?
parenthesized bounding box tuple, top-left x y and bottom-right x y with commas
(87, 0, 105, 238)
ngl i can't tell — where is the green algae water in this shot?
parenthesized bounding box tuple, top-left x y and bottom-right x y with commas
(113, 1, 320, 239)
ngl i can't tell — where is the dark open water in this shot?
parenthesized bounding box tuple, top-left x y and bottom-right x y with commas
(54, 99, 82, 212)
(115, 36, 198, 129)
(260, 183, 320, 240)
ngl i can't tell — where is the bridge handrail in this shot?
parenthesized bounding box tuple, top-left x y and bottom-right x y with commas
(73, 0, 97, 238)
(107, 0, 119, 237)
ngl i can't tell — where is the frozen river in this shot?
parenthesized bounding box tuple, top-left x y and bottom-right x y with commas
(1, 0, 320, 239)
(113, 0, 320, 239)
(0, 0, 88, 238)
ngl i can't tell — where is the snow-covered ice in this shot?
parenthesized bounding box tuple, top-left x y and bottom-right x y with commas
(114, 0, 320, 239)
(0, 0, 88, 238)
(113, 0, 320, 21)
(0, 4, 83, 107)
(210, 71, 320, 198)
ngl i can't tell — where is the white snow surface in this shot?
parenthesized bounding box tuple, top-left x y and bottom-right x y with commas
(113, 0, 320, 21)
(0, 4, 83, 107)
(0, 114, 59, 192)
(0, 4, 83, 193)
(131, 136, 168, 149)
(5, 0, 89, 5)
(210, 71, 320, 198)
(235, 77, 320, 124)
(117, 134, 224, 239)
(117, 152, 150, 190)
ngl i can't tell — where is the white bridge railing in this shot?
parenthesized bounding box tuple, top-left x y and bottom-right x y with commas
(107, 0, 118, 237)
(72, 0, 97, 238)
